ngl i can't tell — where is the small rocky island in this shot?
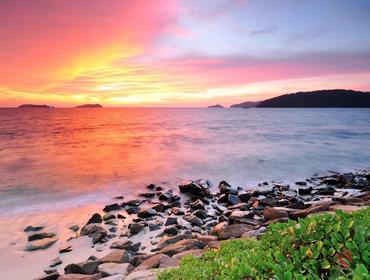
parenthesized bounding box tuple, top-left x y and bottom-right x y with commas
(207, 104, 224, 108)
(18, 104, 54, 109)
(76, 104, 103, 108)
(27, 170, 370, 280)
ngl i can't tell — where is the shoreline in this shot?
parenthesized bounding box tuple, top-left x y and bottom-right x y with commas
(1, 169, 369, 280)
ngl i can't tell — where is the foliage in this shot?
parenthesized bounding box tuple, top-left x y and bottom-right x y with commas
(158, 207, 370, 280)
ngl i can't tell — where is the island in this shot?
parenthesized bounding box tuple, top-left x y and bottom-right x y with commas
(230, 101, 260, 108)
(75, 104, 103, 108)
(207, 104, 224, 108)
(17, 104, 54, 109)
(258, 89, 370, 108)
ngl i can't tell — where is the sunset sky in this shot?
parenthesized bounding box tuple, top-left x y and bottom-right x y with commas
(0, 0, 370, 107)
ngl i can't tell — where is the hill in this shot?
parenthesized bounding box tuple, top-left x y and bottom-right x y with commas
(230, 101, 260, 108)
(75, 104, 103, 108)
(18, 104, 54, 109)
(258, 89, 370, 108)
(207, 104, 224, 108)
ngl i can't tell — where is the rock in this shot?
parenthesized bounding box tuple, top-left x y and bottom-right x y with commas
(125, 269, 161, 280)
(28, 232, 56, 241)
(283, 191, 297, 198)
(198, 235, 218, 244)
(159, 239, 206, 256)
(171, 207, 185, 215)
(184, 215, 204, 227)
(189, 199, 205, 210)
(69, 225, 80, 232)
(34, 272, 60, 280)
(126, 206, 139, 214)
(163, 226, 178, 236)
(138, 208, 157, 219)
(165, 217, 178, 226)
(59, 244, 73, 253)
(80, 224, 107, 244)
(227, 194, 239, 206)
(192, 209, 208, 219)
(290, 202, 333, 219)
(263, 217, 289, 225)
(151, 203, 167, 212)
(172, 249, 203, 260)
(329, 204, 367, 212)
(64, 260, 102, 275)
(50, 257, 62, 267)
(241, 227, 267, 238)
(228, 210, 254, 221)
(103, 203, 121, 212)
(117, 214, 125, 219)
(129, 223, 145, 235)
(148, 223, 161, 231)
(146, 184, 156, 190)
(323, 177, 340, 185)
(211, 223, 253, 240)
(98, 262, 134, 277)
(100, 250, 131, 263)
(44, 267, 57, 274)
(316, 186, 335, 195)
(24, 225, 44, 232)
(298, 187, 313, 195)
(218, 181, 237, 195)
(57, 274, 102, 280)
(86, 214, 103, 225)
(295, 181, 307, 186)
(238, 191, 251, 202)
(126, 199, 142, 206)
(103, 213, 115, 221)
(110, 240, 133, 250)
(139, 192, 155, 198)
(179, 180, 207, 196)
(263, 207, 289, 221)
(25, 238, 58, 251)
(159, 190, 173, 201)
(136, 253, 178, 270)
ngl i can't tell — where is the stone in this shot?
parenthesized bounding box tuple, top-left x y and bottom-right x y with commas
(125, 269, 159, 280)
(103, 213, 115, 221)
(263, 207, 289, 221)
(34, 272, 60, 280)
(24, 225, 44, 232)
(179, 180, 208, 196)
(80, 224, 107, 244)
(126, 206, 139, 214)
(228, 210, 254, 221)
(126, 199, 142, 206)
(241, 227, 267, 238)
(290, 202, 333, 219)
(155, 234, 193, 251)
(86, 214, 103, 225)
(184, 215, 204, 227)
(129, 223, 145, 235)
(57, 274, 102, 280)
(117, 214, 125, 219)
(151, 203, 167, 212)
(64, 260, 102, 275)
(138, 208, 157, 219)
(110, 240, 133, 250)
(146, 184, 156, 190)
(25, 238, 58, 251)
(69, 225, 80, 232)
(136, 253, 178, 270)
(50, 257, 62, 267)
(211, 223, 253, 240)
(100, 250, 131, 263)
(295, 181, 307, 186)
(189, 199, 205, 210)
(218, 181, 237, 195)
(148, 223, 161, 231)
(298, 187, 313, 195)
(159, 239, 206, 256)
(316, 186, 335, 195)
(165, 217, 178, 226)
(28, 232, 56, 241)
(227, 194, 239, 206)
(171, 207, 185, 215)
(283, 191, 297, 198)
(44, 267, 57, 274)
(238, 191, 251, 202)
(98, 262, 134, 277)
(139, 192, 155, 198)
(192, 209, 208, 219)
(103, 203, 121, 212)
(163, 226, 178, 236)
(59, 244, 73, 253)
(159, 190, 173, 201)
(172, 249, 203, 260)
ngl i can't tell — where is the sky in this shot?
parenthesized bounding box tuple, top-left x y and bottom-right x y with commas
(0, 0, 370, 107)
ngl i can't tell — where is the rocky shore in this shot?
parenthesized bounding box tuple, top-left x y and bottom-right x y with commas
(27, 170, 370, 280)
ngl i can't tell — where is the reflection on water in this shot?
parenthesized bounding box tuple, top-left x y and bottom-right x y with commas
(0, 108, 370, 214)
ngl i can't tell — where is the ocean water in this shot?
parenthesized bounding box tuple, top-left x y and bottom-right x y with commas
(0, 108, 369, 216)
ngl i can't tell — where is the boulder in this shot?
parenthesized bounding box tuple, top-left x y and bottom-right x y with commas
(109, 240, 133, 250)
(100, 250, 131, 263)
(179, 180, 209, 196)
(28, 232, 56, 241)
(151, 203, 167, 212)
(135, 253, 178, 270)
(24, 225, 44, 232)
(25, 238, 58, 251)
(98, 262, 134, 277)
(197, 235, 218, 245)
(86, 214, 103, 225)
(129, 223, 145, 235)
(57, 273, 102, 280)
(165, 217, 178, 226)
(171, 207, 184, 215)
(69, 225, 80, 232)
(192, 209, 208, 219)
(211, 223, 253, 240)
(218, 181, 237, 195)
(34, 272, 60, 280)
(126, 206, 139, 214)
(290, 202, 333, 219)
(139, 192, 155, 198)
(138, 208, 157, 219)
(148, 223, 161, 231)
(172, 249, 203, 260)
(298, 187, 313, 195)
(189, 199, 205, 210)
(227, 194, 239, 206)
(103, 214, 115, 221)
(159, 239, 206, 256)
(241, 226, 267, 239)
(228, 210, 253, 221)
(103, 203, 121, 212)
(163, 226, 178, 236)
(184, 215, 204, 227)
(238, 191, 251, 202)
(64, 260, 102, 275)
(263, 207, 289, 221)
(80, 224, 107, 244)
(155, 234, 193, 251)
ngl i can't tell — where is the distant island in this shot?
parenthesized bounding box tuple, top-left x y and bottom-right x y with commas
(207, 104, 224, 108)
(230, 101, 260, 108)
(17, 104, 54, 109)
(75, 104, 103, 108)
(258, 89, 370, 108)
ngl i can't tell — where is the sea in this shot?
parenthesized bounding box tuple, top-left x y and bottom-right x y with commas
(1, 108, 370, 216)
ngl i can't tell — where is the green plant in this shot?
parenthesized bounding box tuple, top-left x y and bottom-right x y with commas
(158, 207, 370, 280)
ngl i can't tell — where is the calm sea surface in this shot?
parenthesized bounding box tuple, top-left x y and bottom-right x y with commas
(1, 108, 369, 215)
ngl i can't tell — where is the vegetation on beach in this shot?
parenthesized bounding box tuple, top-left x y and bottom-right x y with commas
(159, 207, 370, 280)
